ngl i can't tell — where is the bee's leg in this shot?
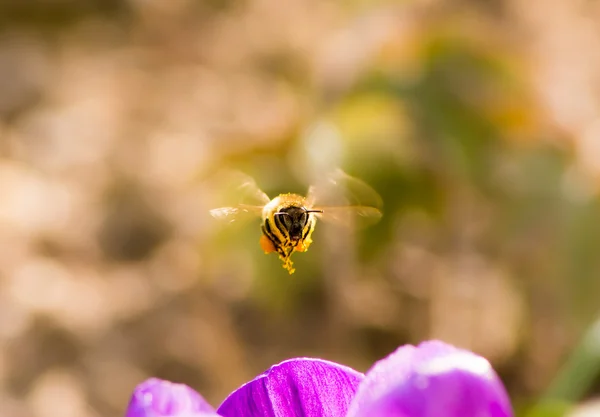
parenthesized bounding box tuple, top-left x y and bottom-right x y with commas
(285, 263, 295, 274)
(277, 246, 296, 274)
(260, 234, 276, 254)
(282, 256, 295, 274)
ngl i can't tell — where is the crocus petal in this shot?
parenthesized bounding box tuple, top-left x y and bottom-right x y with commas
(217, 358, 364, 417)
(169, 414, 221, 417)
(168, 414, 221, 417)
(346, 340, 513, 417)
(125, 378, 219, 417)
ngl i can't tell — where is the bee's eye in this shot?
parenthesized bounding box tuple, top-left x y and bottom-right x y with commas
(283, 216, 292, 228)
(277, 212, 292, 228)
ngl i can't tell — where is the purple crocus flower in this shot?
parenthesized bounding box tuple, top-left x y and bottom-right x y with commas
(124, 340, 513, 417)
(125, 378, 220, 417)
(217, 358, 364, 417)
(346, 340, 513, 417)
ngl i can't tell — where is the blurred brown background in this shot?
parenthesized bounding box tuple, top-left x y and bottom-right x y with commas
(1, 0, 600, 416)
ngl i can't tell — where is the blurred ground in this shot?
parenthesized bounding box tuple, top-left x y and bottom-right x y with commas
(1, 0, 600, 416)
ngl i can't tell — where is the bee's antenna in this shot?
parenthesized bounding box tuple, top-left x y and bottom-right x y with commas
(305, 209, 323, 213)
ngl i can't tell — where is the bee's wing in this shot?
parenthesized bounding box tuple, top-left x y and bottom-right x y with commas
(210, 204, 265, 223)
(209, 171, 270, 225)
(307, 169, 383, 228)
(312, 206, 382, 228)
(229, 171, 271, 206)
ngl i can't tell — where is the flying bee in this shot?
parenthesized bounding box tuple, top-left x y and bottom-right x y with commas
(210, 169, 382, 274)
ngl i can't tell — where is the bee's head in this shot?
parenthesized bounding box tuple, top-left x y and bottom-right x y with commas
(275, 206, 321, 241)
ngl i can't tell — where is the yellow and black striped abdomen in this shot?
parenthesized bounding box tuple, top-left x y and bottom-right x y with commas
(259, 194, 317, 274)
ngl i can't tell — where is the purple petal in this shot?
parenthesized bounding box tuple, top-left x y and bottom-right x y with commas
(125, 378, 219, 417)
(346, 340, 513, 417)
(166, 415, 221, 417)
(217, 358, 364, 417)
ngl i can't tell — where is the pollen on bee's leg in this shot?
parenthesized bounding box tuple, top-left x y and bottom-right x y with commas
(260, 234, 276, 254)
(295, 237, 312, 252)
(295, 241, 307, 252)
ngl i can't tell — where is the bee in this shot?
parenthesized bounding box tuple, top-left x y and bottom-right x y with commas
(210, 170, 382, 274)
